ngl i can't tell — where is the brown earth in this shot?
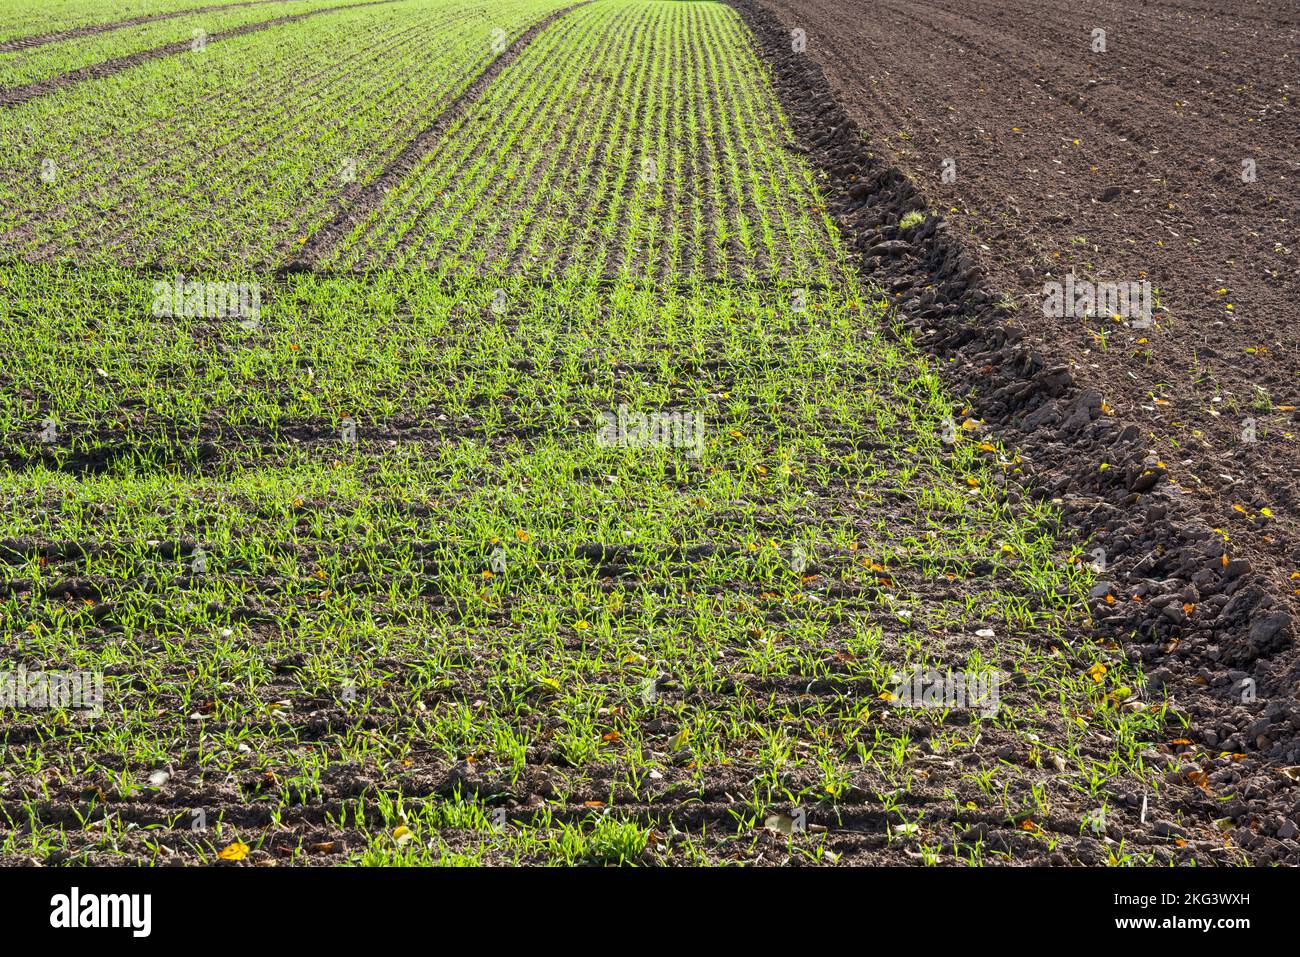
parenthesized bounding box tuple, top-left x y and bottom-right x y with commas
(0, 0, 313, 53)
(756, 0, 1299, 605)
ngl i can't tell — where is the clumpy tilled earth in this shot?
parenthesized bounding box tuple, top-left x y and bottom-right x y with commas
(738, 0, 1300, 862)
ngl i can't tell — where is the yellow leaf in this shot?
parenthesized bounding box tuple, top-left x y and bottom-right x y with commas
(218, 841, 250, 861)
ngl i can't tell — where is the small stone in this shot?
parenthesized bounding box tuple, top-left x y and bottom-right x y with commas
(1153, 820, 1183, 838)
(869, 240, 911, 256)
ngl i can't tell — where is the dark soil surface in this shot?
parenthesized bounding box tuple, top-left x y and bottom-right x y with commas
(732, 0, 1300, 862)
(753, 0, 1299, 608)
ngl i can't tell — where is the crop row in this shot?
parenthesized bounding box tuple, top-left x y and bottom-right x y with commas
(328, 0, 845, 281)
(0, 265, 1152, 862)
(0, 0, 239, 44)
(0, 0, 1157, 865)
(0, 0, 345, 89)
(0, 0, 571, 267)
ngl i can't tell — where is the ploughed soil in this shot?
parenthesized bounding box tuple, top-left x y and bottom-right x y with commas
(732, 0, 1300, 861)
